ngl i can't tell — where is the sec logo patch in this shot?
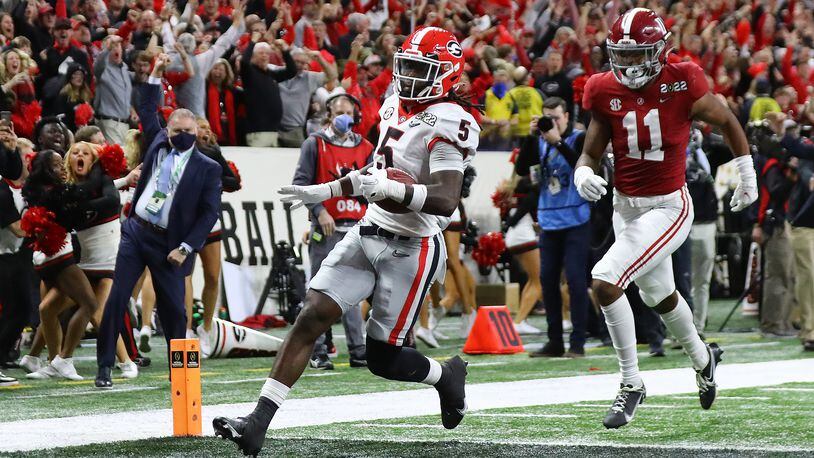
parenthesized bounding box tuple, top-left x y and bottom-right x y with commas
(383, 107, 394, 120)
(610, 98, 622, 111)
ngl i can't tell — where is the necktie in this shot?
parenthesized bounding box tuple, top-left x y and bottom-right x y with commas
(148, 149, 179, 223)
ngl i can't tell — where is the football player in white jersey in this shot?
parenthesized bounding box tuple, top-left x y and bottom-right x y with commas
(214, 27, 480, 456)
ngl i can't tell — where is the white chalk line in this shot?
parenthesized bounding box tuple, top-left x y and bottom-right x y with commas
(1, 358, 813, 452)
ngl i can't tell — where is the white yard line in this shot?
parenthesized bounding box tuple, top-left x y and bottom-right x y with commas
(470, 413, 577, 418)
(761, 387, 814, 392)
(572, 404, 688, 409)
(9, 386, 159, 400)
(2, 358, 813, 452)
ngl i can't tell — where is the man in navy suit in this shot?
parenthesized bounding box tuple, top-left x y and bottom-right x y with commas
(95, 54, 222, 388)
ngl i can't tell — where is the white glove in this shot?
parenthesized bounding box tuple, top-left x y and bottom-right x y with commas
(573, 166, 608, 202)
(730, 155, 758, 212)
(358, 168, 403, 202)
(278, 183, 333, 209)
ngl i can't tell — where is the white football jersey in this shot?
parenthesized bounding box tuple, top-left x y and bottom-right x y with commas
(365, 94, 480, 237)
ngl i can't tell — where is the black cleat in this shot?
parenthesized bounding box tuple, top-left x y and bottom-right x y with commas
(435, 355, 468, 429)
(696, 342, 723, 410)
(95, 366, 113, 389)
(649, 341, 665, 357)
(603, 383, 646, 429)
(134, 356, 151, 367)
(213, 415, 267, 457)
(349, 356, 367, 368)
(309, 354, 334, 370)
(529, 342, 565, 358)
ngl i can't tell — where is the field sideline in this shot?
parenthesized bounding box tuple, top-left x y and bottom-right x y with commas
(2, 300, 813, 457)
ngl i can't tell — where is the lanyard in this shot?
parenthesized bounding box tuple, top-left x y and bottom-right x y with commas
(154, 148, 192, 192)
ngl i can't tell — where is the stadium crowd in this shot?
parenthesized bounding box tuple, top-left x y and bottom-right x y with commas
(0, 0, 814, 388)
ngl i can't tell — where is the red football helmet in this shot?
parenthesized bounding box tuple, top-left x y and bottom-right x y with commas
(393, 27, 464, 102)
(607, 8, 672, 89)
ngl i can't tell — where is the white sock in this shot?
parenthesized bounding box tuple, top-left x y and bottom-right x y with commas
(260, 378, 290, 407)
(602, 295, 642, 386)
(661, 294, 710, 371)
(140, 325, 150, 335)
(422, 357, 443, 385)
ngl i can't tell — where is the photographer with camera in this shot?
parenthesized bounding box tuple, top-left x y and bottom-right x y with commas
(525, 97, 591, 358)
(781, 120, 814, 351)
(291, 94, 370, 370)
(749, 116, 797, 337)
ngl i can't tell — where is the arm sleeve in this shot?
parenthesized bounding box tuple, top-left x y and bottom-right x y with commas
(0, 185, 20, 228)
(205, 21, 245, 73)
(582, 74, 597, 111)
(0, 145, 22, 181)
(272, 50, 298, 82)
(138, 80, 163, 148)
(94, 49, 109, 78)
(292, 137, 325, 218)
(429, 141, 465, 174)
(81, 176, 120, 217)
(686, 62, 710, 101)
(186, 162, 223, 251)
(515, 136, 540, 176)
(552, 131, 584, 168)
(782, 135, 814, 161)
(425, 112, 481, 160)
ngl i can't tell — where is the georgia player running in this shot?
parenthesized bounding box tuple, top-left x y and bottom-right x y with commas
(575, 8, 757, 429)
(213, 27, 480, 456)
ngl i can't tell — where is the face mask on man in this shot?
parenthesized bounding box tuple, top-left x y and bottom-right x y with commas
(493, 81, 507, 98)
(333, 114, 355, 135)
(170, 131, 196, 151)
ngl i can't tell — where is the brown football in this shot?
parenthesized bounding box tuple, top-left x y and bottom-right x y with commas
(374, 167, 416, 214)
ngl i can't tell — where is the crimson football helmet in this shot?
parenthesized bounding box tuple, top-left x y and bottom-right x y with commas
(607, 8, 672, 89)
(393, 27, 464, 102)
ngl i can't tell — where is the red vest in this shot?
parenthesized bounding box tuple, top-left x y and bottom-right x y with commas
(315, 136, 372, 222)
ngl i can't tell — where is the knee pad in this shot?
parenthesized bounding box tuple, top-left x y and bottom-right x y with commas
(638, 286, 674, 308)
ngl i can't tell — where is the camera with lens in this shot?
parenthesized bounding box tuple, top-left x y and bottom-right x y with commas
(746, 120, 787, 162)
(270, 241, 305, 324)
(537, 115, 555, 133)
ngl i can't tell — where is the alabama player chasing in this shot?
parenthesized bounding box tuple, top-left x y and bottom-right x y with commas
(575, 9, 757, 428)
(213, 27, 479, 456)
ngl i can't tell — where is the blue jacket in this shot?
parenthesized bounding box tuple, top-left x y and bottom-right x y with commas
(537, 130, 590, 231)
(131, 82, 222, 274)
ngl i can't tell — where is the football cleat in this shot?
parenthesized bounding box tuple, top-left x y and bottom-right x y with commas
(309, 354, 334, 370)
(696, 343, 723, 410)
(213, 415, 266, 457)
(435, 355, 468, 429)
(603, 383, 646, 429)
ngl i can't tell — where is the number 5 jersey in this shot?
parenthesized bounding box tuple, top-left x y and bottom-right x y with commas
(367, 93, 480, 237)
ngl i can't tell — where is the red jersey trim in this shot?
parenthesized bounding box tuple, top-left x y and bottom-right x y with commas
(615, 188, 690, 287)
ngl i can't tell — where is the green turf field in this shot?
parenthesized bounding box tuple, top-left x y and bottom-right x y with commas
(2, 299, 813, 457)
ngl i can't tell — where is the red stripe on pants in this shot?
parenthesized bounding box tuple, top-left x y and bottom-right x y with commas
(388, 237, 430, 345)
(615, 188, 690, 288)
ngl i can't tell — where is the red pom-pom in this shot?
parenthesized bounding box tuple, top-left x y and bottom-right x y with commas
(227, 160, 242, 190)
(74, 102, 94, 127)
(20, 206, 68, 256)
(472, 231, 506, 267)
(98, 143, 127, 178)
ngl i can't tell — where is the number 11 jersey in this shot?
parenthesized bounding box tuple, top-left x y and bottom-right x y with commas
(583, 61, 709, 197)
(366, 93, 480, 237)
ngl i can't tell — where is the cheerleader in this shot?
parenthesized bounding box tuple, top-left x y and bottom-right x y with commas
(189, 117, 239, 349)
(67, 142, 138, 377)
(497, 148, 543, 335)
(21, 150, 99, 380)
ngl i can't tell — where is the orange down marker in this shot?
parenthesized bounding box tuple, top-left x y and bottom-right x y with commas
(170, 338, 202, 436)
